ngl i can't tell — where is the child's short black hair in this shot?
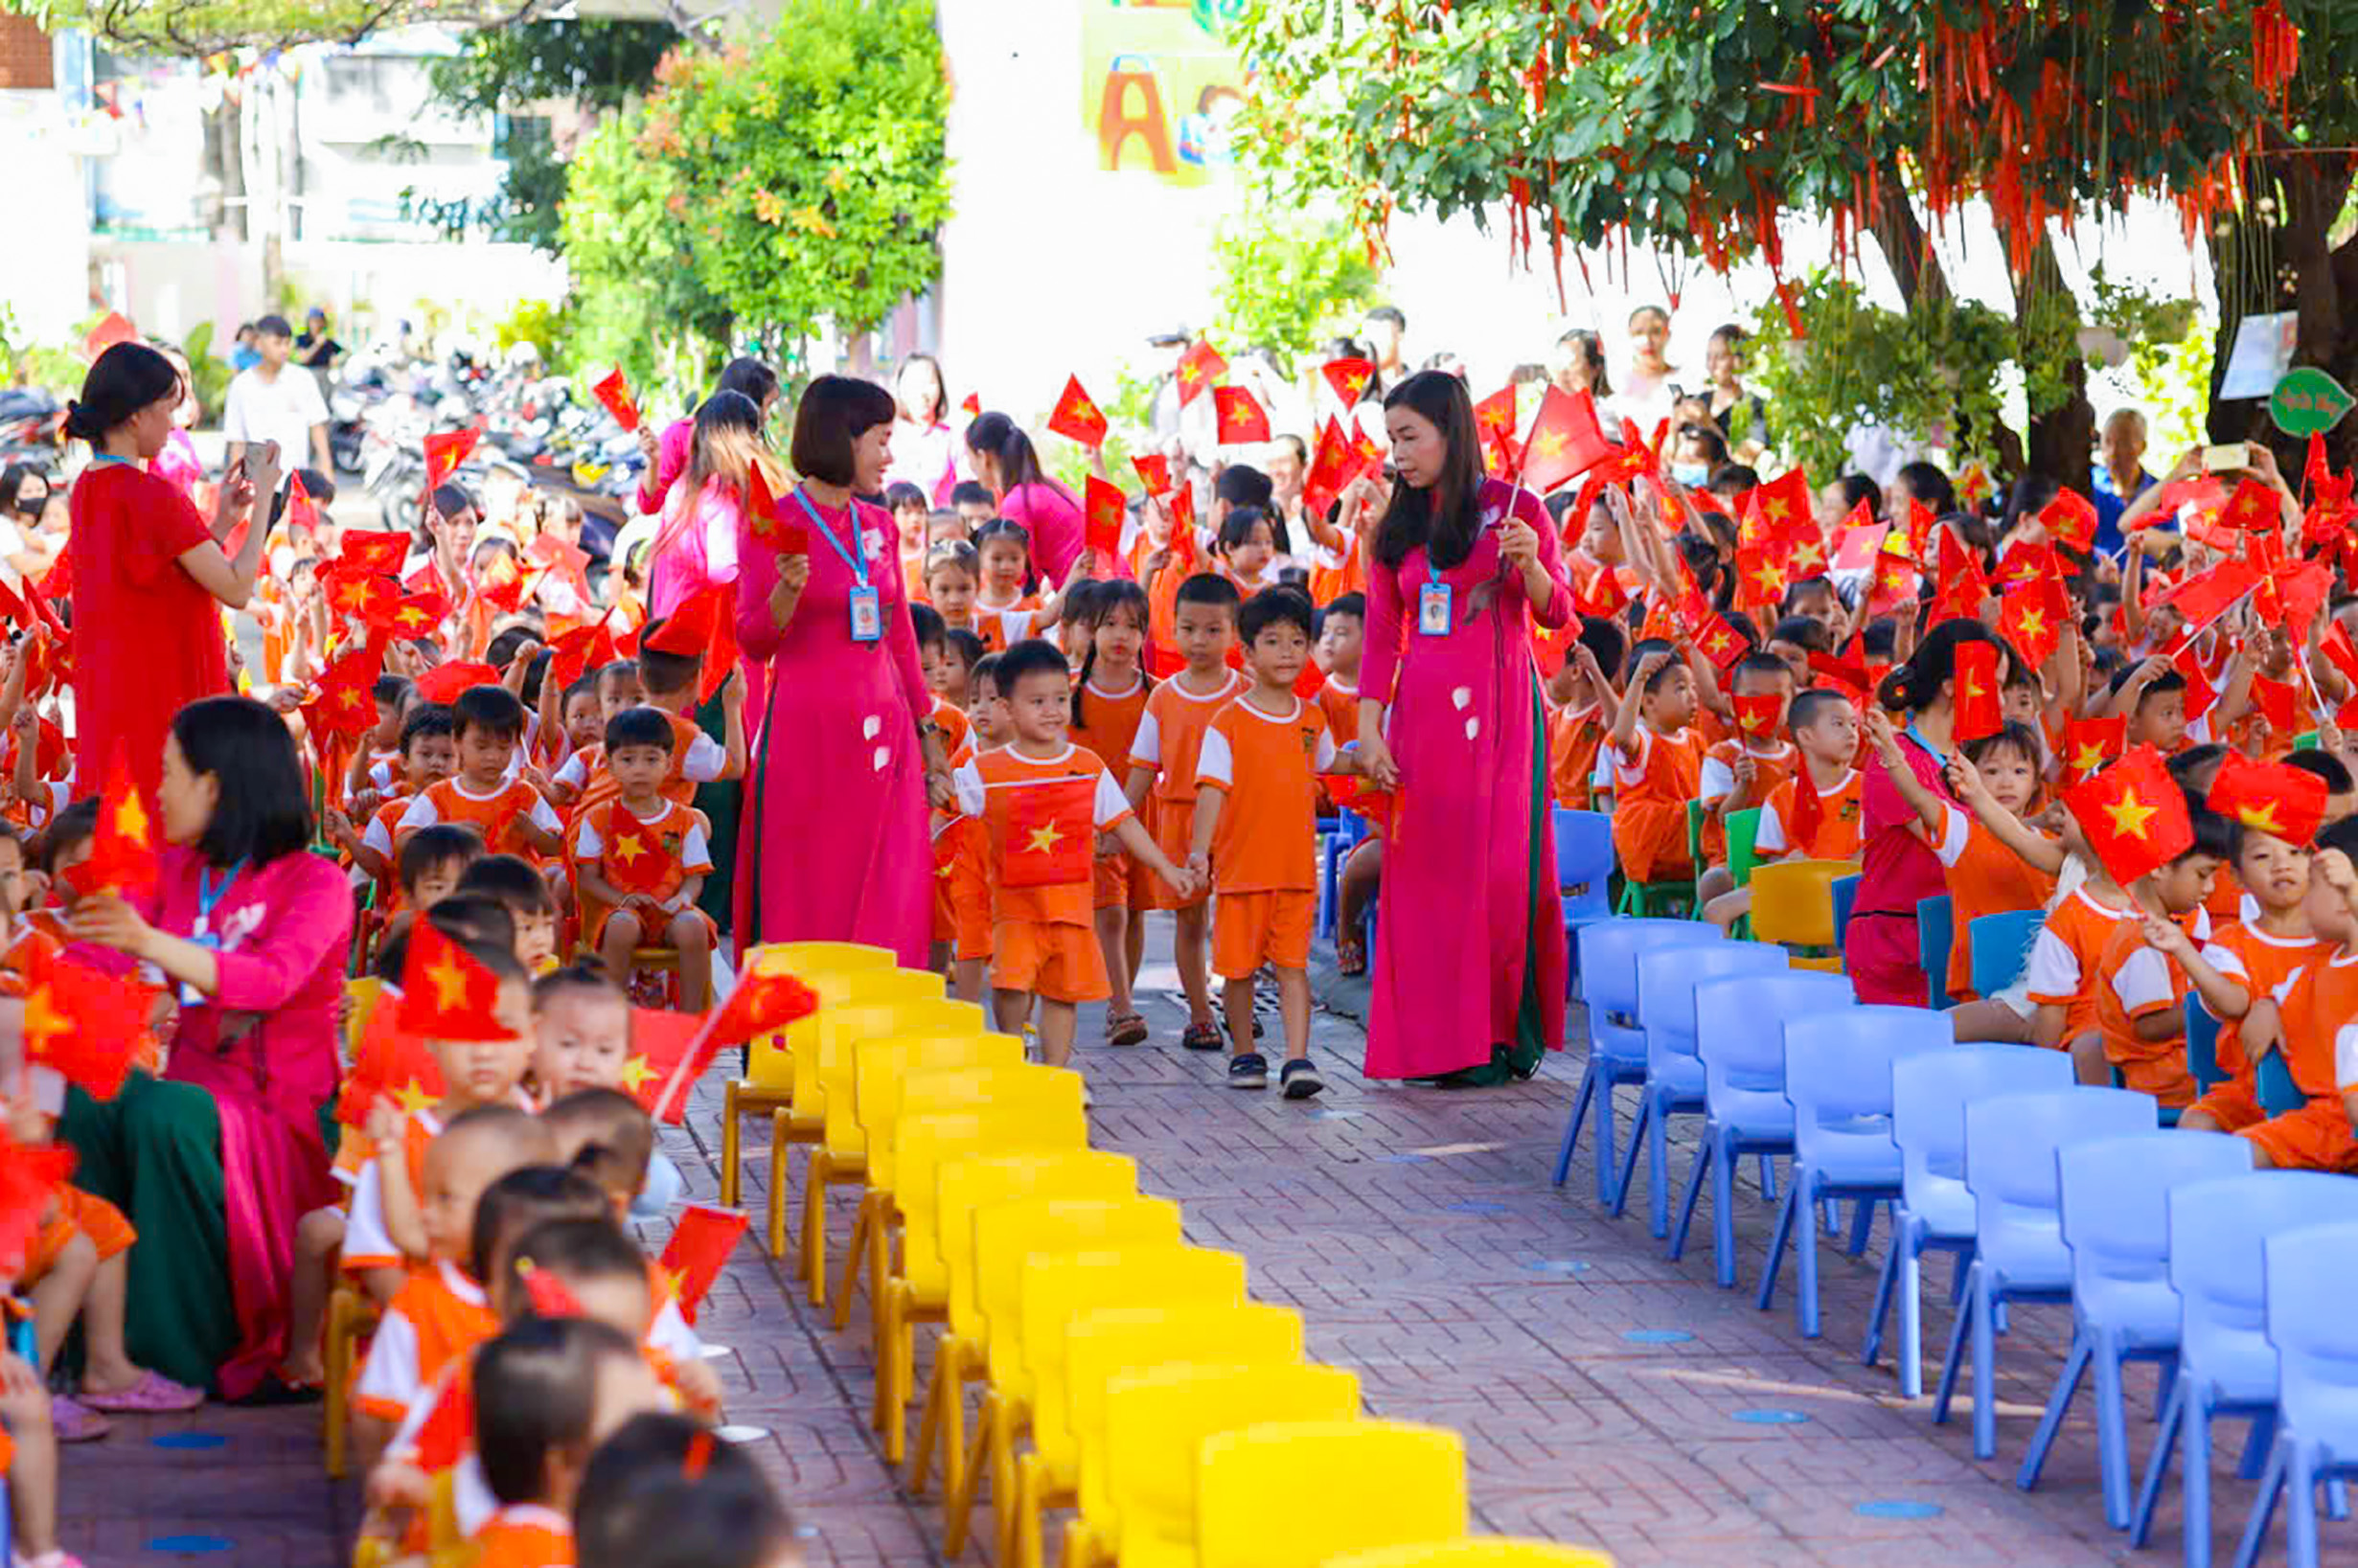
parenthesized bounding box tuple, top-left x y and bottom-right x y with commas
(561, 676, 599, 716)
(1217, 504, 1275, 556)
(1175, 573, 1242, 616)
(475, 1315, 646, 1507)
(2109, 663, 2186, 704)
(399, 823, 485, 893)
(1063, 579, 1103, 629)
(1787, 688, 1850, 735)
(635, 639, 700, 698)
(457, 852, 556, 917)
(40, 797, 97, 875)
(576, 1412, 799, 1568)
(944, 628, 984, 675)
(1770, 616, 1830, 654)
(2166, 742, 2231, 791)
(909, 601, 947, 655)
(430, 898, 523, 966)
(502, 1216, 646, 1320)
(486, 625, 540, 676)
(969, 651, 1002, 698)
(1962, 720, 2042, 771)
(373, 673, 415, 709)
(1575, 614, 1627, 681)
(605, 706, 675, 755)
(883, 480, 928, 512)
(1237, 586, 1314, 647)
(1732, 651, 1790, 688)
(596, 660, 639, 698)
(534, 962, 628, 1011)
(995, 638, 1069, 695)
(468, 1165, 611, 1286)
(543, 1087, 654, 1202)
(401, 702, 456, 755)
(2317, 814, 2358, 861)
(2181, 799, 2237, 865)
(1629, 639, 1684, 696)
(950, 480, 994, 510)
(453, 684, 527, 745)
(1214, 465, 1273, 511)
(2287, 747, 2356, 797)
(1325, 591, 1366, 624)
(1780, 577, 1838, 614)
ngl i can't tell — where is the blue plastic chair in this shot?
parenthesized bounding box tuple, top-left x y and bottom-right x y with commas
(2186, 994, 2229, 1096)
(2257, 1051, 2305, 1115)
(1917, 895, 1957, 1010)
(2238, 1222, 2358, 1568)
(1934, 1086, 2159, 1461)
(1756, 1008, 1950, 1340)
(2131, 1173, 2358, 1568)
(1554, 807, 1617, 993)
(2018, 1132, 2255, 1528)
(1869, 1046, 2074, 1399)
(1968, 908, 2046, 999)
(1317, 809, 1368, 938)
(1612, 943, 1794, 1237)
(1670, 970, 1855, 1285)
(1552, 920, 1724, 1201)
(1830, 873, 1861, 958)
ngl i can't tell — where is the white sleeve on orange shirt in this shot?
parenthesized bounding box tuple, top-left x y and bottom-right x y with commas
(1313, 730, 1337, 771)
(351, 1303, 422, 1423)
(1933, 804, 1973, 868)
(2111, 946, 2177, 1018)
(1611, 725, 1657, 787)
(370, 760, 397, 793)
(1754, 798, 1789, 857)
(2024, 926, 2080, 1005)
(1091, 765, 1133, 829)
(362, 812, 397, 859)
(681, 822, 713, 873)
(680, 731, 726, 783)
(555, 753, 589, 790)
(1195, 727, 1234, 789)
(343, 1158, 400, 1271)
(2336, 1023, 2358, 1091)
(574, 815, 606, 861)
(1698, 753, 1734, 806)
(952, 759, 985, 818)
(2199, 943, 2247, 982)
(524, 794, 563, 835)
(1128, 708, 1163, 770)
(396, 792, 441, 834)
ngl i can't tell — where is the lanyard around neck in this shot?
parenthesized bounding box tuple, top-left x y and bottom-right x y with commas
(790, 489, 868, 587)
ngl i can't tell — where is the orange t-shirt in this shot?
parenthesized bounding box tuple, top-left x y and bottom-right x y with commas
(1609, 723, 1706, 882)
(1316, 677, 1363, 749)
(1194, 693, 1335, 895)
(1309, 531, 1367, 608)
(1070, 675, 1152, 778)
(1545, 700, 1606, 812)
(1756, 767, 1864, 862)
(1933, 805, 2057, 1002)
(352, 1259, 496, 1425)
(2275, 943, 2358, 1102)
(1128, 670, 1246, 807)
(930, 694, 972, 758)
(2025, 885, 2141, 1044)
(2093, 911, 2206, 1106)
(952, 743, 1135, 928)
(1700, 738, 1797, 867)
(398, 776, 560, 859)
(573, 798, 712, 906)
(569, 712, 722, 817)
(469, 1506, 575, 1568)
(2198, 921, 2332, 1081)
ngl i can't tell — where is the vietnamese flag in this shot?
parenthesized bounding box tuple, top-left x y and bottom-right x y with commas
(81, 311, 137, 360)
(548, 622, 616, 693)
(1174, 339, 1226, 407)
(1929, 534, 1990, 625)
(301, 678, 378, 744)
(2218, 476, 2279, 532)
(2064, 744, 2193, 885)
(1999, 566, 2070, 670)
(0, 1132, 76, 1275)
(1695, 614, 1747, 672)
(1473, 386, 1519, 474)
(1832, 511, 1888, 572)
(1951, 640, 2004, 741)
(2323, 620, 2358, 693)
(376, 590, 452, 640)
(960, 392, 982, 419)
(86, 746, 159, 895)
(591, 366, 641, 432)
(1002, 778, 1095, 889)
(1731, 691, 1784, 741)
(746, 455, 807, 556)
(1131, 452, 1173, 498)
(1046, 375, 1110, 448)
(337, 1003, 443, 1128)
(1084, 476, 1126, 565)
(423, 428, 480, 489)
(24, 952, 150, 1102)
(2059, 715, 2125, 785)
(398, 920, 513, 1042)
(1211, 386, 1271, 446)
(659, 1204, 752, 1325)
(1320, 356, 1376, 408)
(1905, 495, 1937, 560)
(413, 661, 500, 706)
(2039, 487, 2099, 553)
(1518, 388, 1613, 495)
(1750, 469, 1812, 544)
(621, 1007, 711, 1125)
(2208, 754, 2326, 847)
(2249, 672, 2301, 739)
(477, 551, 531, 614)
(1303, 419, 1355, 513)
(282, 470, 320, 540)
(338, 529, 411, 577)
(2153, 558, 2264, 639)
(643, 581, 740, 707)
(644, 972, 822, 1125)
(1165, 485, 1198, 569)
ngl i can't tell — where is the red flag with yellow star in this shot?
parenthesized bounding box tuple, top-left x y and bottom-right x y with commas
(423, 428, 480, 489)
(1320, 356, 1376, 408)
(1084, 476, 1126, 564)
(1749, 469, 1811, 547)
(1929, 534, 1990, 625)
(622, 1007, 709, 1125)
(1001, 778, 1094, 888)
(398, 921, 513, 1041)
(1211, 386, 1271, 446)
(641, 973, 821, 1124)
(590, 366, 640, 432)
(1731, 691, 1784, 741)
(21, 949, 147, 1101)
(336, 1002, 444, 1129)
(659, 1203, 750, 1325)
(1303, 419, 1355, 515)
(598, 807, 675, 898)
(2039, 487, 2099, 553)
(1131, 453, 1173, 498)
(413, 661, 501, 706)
(643, 582, 741, 707)
(2219, 476, 2279, 532)
(1693, 614, 1748, 673)
(1951, 640, 2004, 742)
(1166, 484, 1198, 569)
(1999, 566, 2069, 670)
(2064, 745, 2192, 885)
(2208, 754, 2326, 848)
(373, 590, 452, 641)
(1046, 375, 1109, 448)
(1473, 386, 1520, 474)
(1735, 542, 1785, 608)
(1518, 387, 1613, 495)
(2059, 715, 2125, 786)
(1174, 339, 1226, 407)
(548, 621, 617, 693)
(477, 551, 534, 615)
(337, 529, 411, 578)
(85, 745, 159, 896)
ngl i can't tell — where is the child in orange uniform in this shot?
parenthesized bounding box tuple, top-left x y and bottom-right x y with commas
(572, 708, 719, 1011)
(467, 1316, 671, 1566)
(910, 603, 973, 759)
(2238, 821, 2358, 1169)
(1124, 575, 1244, 1050)
(1542, 616, 1620, 812)
(1187, 589, 1358, 1099)
(935, 655, 1003, 1003)
(1702, 688, 1862, 933)
(953, 639, 1194, 1068)
(1695, 651, 1798, 904)
(2180, 807, 2329, 1133)
(1608, 641, 1706, 889)
(328, 702, 458, 911)
(1071, 580, 1155, 1044)
(397, 686, 565, 860)
(2089, 808, 2232, 1107)
(1314, 592, 1367, 748)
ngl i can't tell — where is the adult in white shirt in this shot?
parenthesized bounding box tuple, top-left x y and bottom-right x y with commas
(1616, 304, 1684, 431)
(221, 313, 332, 484)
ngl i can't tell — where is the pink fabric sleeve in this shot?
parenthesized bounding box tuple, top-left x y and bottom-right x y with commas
(701, 487, 742, 585)
(210, 855, 355, 1013)
(1362, 547, 1404, 714)
(1005, 483, 1085, 585)
(1511, 482, 1574, 629)
(637, 418, 695, 514)
(733, 511, 785, 663)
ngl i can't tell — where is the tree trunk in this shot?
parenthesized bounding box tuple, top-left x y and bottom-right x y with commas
(2017, 236, 2095, 483)
(1866, 155, 1949, 312)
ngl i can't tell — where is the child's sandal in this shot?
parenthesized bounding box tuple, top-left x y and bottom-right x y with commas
(1105, 1011, 1149, 1047)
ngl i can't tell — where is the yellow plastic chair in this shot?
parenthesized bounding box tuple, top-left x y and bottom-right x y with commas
(903, 1151, 1138, 1499)
(841, 1058, 1070, 1340)
(1050, 1303, 1307, 1568)
(341, 975, 384, 1060)
(1197, 1420, 1468, 1568)
(996, 1245, 1248, 1568)
(938, 1200, 1185, 1557)
(799, 995, 984, 1305)
(757, 966, 945, 1257)
(719, 942, 894, 1208)
(1749, 857, 1860, 973)
(1323, 1541, 1615, 1568)
(1104, 1364, 1363, 1568)
(322, 1283, 380, 1478)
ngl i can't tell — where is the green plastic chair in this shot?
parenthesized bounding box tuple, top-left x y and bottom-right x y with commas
(1726, 807, 1764, 888)
(1614, 799, 1698, 917)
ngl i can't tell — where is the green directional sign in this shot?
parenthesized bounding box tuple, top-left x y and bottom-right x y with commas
(2270, 367, 2354, 437)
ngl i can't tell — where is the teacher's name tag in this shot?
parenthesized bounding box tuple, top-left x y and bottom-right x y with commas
(848, 584, 882, 644)
(1417, 580, 1453, 636)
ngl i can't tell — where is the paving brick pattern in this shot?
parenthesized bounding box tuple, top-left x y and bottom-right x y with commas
(61, 929, 2312, 1566)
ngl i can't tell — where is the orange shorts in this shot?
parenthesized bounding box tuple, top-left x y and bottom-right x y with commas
(22, 1186, 135, 1285)
(1150, 801, 1208, 912)
(993, 920, 1109, 1005)
(2187, 1078, 2264, 1131)
(1093, 850, 1154, 913)
(2239, 1098, 2358, 1172)
(2105, 1035, 2198, 1109)
(588, 903, 718, 953)
(1212, 889, 1316, 980)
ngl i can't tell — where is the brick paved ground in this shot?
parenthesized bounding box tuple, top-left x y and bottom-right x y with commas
(61, 923, 2315, 1566)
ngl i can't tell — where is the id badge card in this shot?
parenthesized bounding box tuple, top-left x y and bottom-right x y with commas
(181, 930, 222, 1008)
(848, 584, 882, 643)
(1417, 579, 1453, 636)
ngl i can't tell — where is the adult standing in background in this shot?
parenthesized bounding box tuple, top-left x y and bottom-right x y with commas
(632, 356, 781, 516)
(2090, 408, 2158, 557)
(1550, 329, 1614, 414)
(1618, 305, 1683, 428)
(1702, 324, 1769, 461)
(1363, 306, 1410, 394)
(965, 412, 1090, 584)
(222, 314, 332, 484)
(882, 353, 969, 509)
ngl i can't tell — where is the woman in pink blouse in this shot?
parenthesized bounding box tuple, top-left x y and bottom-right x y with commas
(882, 353, 968, 509)
(965, 412, 1089, 584)
(631, 356, 780, 516)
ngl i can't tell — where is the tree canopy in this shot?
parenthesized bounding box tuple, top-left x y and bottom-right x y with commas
(3, 0, 555, 55)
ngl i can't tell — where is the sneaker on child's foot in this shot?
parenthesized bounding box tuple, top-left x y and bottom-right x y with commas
(1280, 1058, 1325, 1100)
(1227, 1053, 1269, 1089)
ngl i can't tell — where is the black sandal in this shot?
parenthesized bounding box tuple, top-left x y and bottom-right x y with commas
(1337, 926, 1367, 977)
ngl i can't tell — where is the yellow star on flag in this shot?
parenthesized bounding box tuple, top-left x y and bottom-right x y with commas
(613, 832, 647, 866)
(395, 1077, 435, 1114)
(2015, 608, 2046, 641)
(1026, 820, 1065, 855)
(395, 605, 427, 629)
(1750, 564, 1780, 595)
(1790, 540, 1826, 572)
(1179, 361, 1202, 387)
(2103, 788, 2159, 841)
(1704, 627, 1731, 656)
(426, 950, 472, 1011)
(1764, 495, 1793, 522)
(2237, 802, 2285, 834)
(1530, 428, 1566, 458)
(2072, 743, 2107, 774)
(619, 1054, 658, 1093)
(664, 1265, 690, 1302)
(22, 985, 64, 1057)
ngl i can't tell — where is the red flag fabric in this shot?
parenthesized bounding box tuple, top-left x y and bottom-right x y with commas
(338, 530, 411, 577)
(1131, 453, 1173, 498)
(2060, 715, 2126, 784)
(302, 678, 378, 743)
(2064, 745, 2193, 885)
(1694, 615, 1747, 672)
(745, 456, 808, 556)
(590, 367, 640, 432)
(23, 953, 149, 1101)
(1303, 419, 1355, 513)
(1750, 470, 1811, 544)
(2218, 477, 2279, 532)
(1473, 387, 1520, 473)
(2169, 637, 2220, 724)
(2152, 558, 2264, 639)
(413, 662, 500, 706)
(1002, 778, 1095, 888)
(81, 312, 137, 360)
(1518, 388, 1614, 495)
(477, 551, 532, 615)
(1570, 557, 1629, 620)
(86, 746, 159, 895)
(2322, 620, 2358, 692)
(644, 583, 739, 707)
(1174, 339, 1226, 407)
(1084, 476, 1125, 564)
(377, 590, 452, 639)
(620, 1008, 709, 1125)
(336, 1003, 443, 1127)
(398, 920, 513, 1041)
(1046, 376, 1109, 448)
(2249, 672, 2300, 739)
(2208, 754, 2327, 847)
(1905, 495, 1937, 561)
(282, 470, 319, 542)
(0, 1133, 75, 1274)
(518, 1260, 586, 1320)
(960, 393, 982, 419)
(1951, 641, 2004, 741)
(548, 623, 616, 693)
(1929, 534, 1991, 625)
(1735, 543, 1786, 607)
(1211, 386, 1271, 446)
(1731, 691, 1784, 741)
(1166, 487, 1198, 568)
(1319, 356, 1376, 408)
(1999, 567, 2070, 670)
(2040, 488, 2100, 553)
(658, 1204, 751, 1325)
(423, 429, 480, 489)
(1833, 513, 1889, 572)
(640, 972, 820, 1125)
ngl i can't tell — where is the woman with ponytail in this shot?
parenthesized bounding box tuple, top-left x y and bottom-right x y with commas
(1852, 617, 2020, 1005)
(964, 412, 1087, 584)
(66, 342, 275, 801)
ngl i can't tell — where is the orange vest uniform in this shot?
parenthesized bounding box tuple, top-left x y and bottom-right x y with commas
(1933, 807, 2056, 1002)
(2025, 886, 2141, 1047)
(960, 744, 1133, 930)
(1610, 725, 1706, 884)
(468, 1505, 575, 1568)
(2092, 911, 2206, 1106)
(1701, 738, 1797, 867)
(352, 1259, 496, 1425)
(573, 797, 714, 948)
(2238, 946, 2358, 1172)
(931, 694, 971, 758)
(401, 776, 555, 859)
(1072, 674, 1154, 912)
(572, 712, 714, 818)
(1544, 699, 1605, 813)
(1196, 695, 1332, 895)
(1757, 767, 1866, 863)
(1130, 670, 1244, 911)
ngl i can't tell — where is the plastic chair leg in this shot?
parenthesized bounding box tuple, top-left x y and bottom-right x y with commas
(1971, 1272, 2001, 1461)
(2093, 1335, 2139, 1529)
(2285, 1444, 2321, 1568)
(1897, 1230, 1927, 1401)
(2126, 1370, 2182, 1551)
(2240, 1413, 2275, 1480)
(1644, 1094, 1678, 1239)
(1550, 1061, 1597, 1188)
(1667, 1136, 1710, 1263)
(1795, 1175, 1823, 1339)
(1933, 1261, 1976, 1427)
(1713, 1136, 1747, 1290)
(1608, 1094, 1652, 1219)
(1591, 1069, 1621, 1205)
(721, 1080, 743, 1208)
(2231, 1435, 2286, 1568)
(2017, 1331, 2091, 1492)
(1755, 1181, 1800, 1313)
(1845, 1197, 1876, 1257)
(1864, 1240, 1897, 1371)
(1758, 1152, 1776, 1202)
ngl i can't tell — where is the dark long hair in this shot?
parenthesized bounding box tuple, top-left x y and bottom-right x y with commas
(171, 695, 312, 867)
(1073, 578, 1153, 728)
(1875, 616, 2019, 716)
(965, 412, 1071, 504)
(1372, 371, 1486, 572)
(63, 342, 180, 444)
